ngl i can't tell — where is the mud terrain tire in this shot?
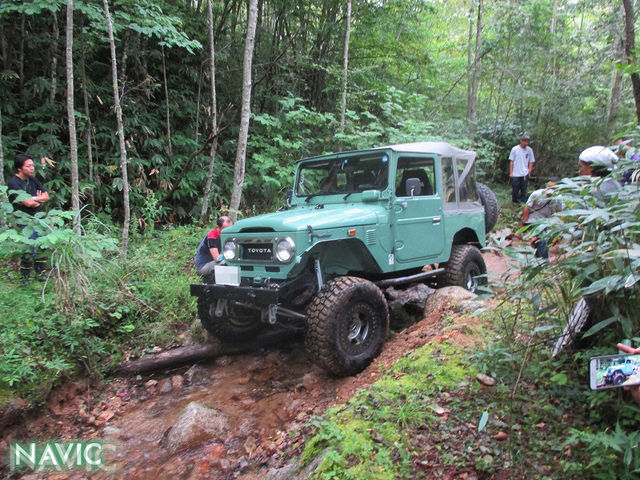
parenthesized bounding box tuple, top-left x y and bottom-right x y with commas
(551, 296, 592, 357)
(198, 297, 263, 342)
(477, 182, 499, 232)
(442, 245, 487, 293)
(613, 372, 626, 385)
(305, 276, 389, 377)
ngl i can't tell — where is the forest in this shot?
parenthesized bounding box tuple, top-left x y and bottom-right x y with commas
(1, 0, 636, 231)
(1, 0, 640, 478)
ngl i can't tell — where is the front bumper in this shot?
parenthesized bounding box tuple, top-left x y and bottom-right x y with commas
(190, 283, 280, 307)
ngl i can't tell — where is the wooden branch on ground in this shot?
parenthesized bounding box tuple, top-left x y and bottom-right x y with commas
(116, 329, 300, 375)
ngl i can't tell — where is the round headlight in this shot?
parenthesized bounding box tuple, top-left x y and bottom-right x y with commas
(275, 237, 295, 263)
(223, 240, 237, 261)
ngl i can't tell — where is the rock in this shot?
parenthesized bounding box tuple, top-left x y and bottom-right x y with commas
(166, 402, 229, 453)
(0, 398, 27, 430)
(262, 449, 327, 480)
(424, 286, 478, 318)
(430, 404, 449, 415)
(263, 464, 298, 480)
(184, 365, 208, 385)
(476, 374, 495, 386)
(171, 375, 184, 391)
(385, 284, 435, 328)
(204, 443, 226, 459)
(93, 409, 114, 426)
(217, 459, 232, 472)
(102, 426, 121, 436)
(216, 356, 233, 367)
(492, 431, 508, 440)
(157, 378, 173, 394)
(144, 379, 158, 389)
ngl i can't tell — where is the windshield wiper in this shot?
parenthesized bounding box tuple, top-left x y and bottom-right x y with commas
(305, 193, 319, 203)
(343, 192, 354, 200)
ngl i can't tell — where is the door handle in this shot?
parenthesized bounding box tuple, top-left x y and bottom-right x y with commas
(393, 202, 408, 213)
(432, 216, 441, 225)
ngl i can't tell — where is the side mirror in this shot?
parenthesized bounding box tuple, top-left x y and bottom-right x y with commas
(361, 189, 381, 202)
(286, 189, 293, 206)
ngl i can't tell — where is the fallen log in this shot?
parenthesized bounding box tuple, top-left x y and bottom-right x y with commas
(116, 329, 300, 375)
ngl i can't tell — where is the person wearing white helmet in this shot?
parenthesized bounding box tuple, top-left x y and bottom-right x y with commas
(578, 145, 621, 197)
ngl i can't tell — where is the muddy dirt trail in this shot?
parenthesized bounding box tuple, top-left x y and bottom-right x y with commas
(3, 251, 510, 480)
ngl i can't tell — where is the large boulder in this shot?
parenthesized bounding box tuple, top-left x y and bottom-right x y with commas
(263, 449, 327, 480)
(165, 402, 229, 453)
(0, 397, 27, 430)
(385, 283, 435, 328)
(424, 286, 479, 318)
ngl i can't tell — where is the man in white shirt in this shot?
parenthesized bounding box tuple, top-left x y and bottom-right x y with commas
(509, 134, 535, 204)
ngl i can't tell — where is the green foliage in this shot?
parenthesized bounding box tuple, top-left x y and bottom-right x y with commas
(0, 190, 199, 403)
(566, 424, 640, 478)
(474, 171, 640, 478)
(301, 342, 478, 479)
(2, 0, 631, 224)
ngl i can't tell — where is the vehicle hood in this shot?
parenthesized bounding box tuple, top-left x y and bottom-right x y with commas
(227, 204, 385, 233)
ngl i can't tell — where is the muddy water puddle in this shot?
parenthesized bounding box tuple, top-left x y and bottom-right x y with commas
(91, 342, 338, 479)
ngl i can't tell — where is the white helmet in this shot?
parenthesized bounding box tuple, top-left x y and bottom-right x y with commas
(578, 146, 617, 170)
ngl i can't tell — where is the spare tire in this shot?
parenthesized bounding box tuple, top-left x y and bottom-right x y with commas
(477, 182, 499, 232)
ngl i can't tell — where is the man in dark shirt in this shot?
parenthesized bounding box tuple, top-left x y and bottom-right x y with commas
(7, 154, 51, 283)
(195, 215, 233, 280)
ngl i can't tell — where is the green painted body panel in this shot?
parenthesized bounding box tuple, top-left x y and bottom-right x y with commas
(220, 143, 486, 283)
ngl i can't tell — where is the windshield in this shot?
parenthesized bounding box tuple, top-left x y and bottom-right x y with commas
(296, 153, 389, 197)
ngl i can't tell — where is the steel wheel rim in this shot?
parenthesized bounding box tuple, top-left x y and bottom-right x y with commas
(466, 263, 481, 292)
(340, 303, 375, 354)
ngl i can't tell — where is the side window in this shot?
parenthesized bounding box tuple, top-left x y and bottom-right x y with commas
(456, 157, 479, 203)
(441, 157, 456, 203)
(395, 157, 436, 197)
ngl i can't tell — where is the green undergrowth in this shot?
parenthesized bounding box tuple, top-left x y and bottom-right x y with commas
(299, 305, 640, 479)
(0, 225, 201, 405)
(301, 340, 482, 479)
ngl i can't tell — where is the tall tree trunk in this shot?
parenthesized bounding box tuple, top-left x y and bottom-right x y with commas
(50, 10, 59, 103)
(608, 5, 625, 127)
(80, 29, 95, 208)
(228, 0, 258, 222)
(19, 16, 25, 101)
(339, 0, 351, 134)
(623, 0, 640, 124)
(0, 20, 8, 70)
(466, 0, 482, 136)
(200, 0, 221, 224)
(103, 0, 130, 253)
(66, 0, 80, 234)
(0, 108, 4, 228)
(195, 61, 203, 143)
(161, 45, 172, 156)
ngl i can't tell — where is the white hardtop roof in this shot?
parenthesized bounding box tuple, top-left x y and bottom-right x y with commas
(297, 141, 476, 162)
(375, 142, 476, 161)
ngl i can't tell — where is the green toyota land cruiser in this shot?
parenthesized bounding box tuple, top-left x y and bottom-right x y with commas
(191, 142, 498, 376)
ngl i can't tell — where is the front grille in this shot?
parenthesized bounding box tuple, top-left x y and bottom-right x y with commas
(242, 243, 273, 261)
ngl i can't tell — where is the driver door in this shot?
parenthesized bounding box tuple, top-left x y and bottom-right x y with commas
(392, 155, 444, 263)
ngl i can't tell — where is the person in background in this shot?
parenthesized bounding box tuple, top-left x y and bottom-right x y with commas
(521, 177, 563, 260)
(613, 136, 640, 184)
(7, 154, 51, 284)
(616, 343, 640, 406)
(578, 146, 621, 197)
(509, 134, 535, 204)
(195, 215, 234, 281)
